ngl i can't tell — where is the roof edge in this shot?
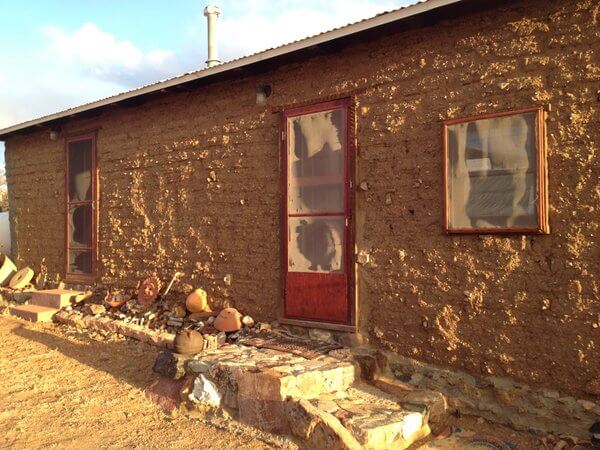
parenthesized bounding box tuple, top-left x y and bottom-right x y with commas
(0, 0, 463, 139)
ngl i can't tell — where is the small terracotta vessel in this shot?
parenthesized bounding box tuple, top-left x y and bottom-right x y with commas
(104, 290, 130, 309)
(185, 288, 208, 313)
(9, 267, 34, 290)
(214, 307, 242, 332)
(173, 329, 204, 355)
(0, 253, 17, 287)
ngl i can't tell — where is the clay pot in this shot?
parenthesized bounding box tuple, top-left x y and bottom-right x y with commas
(0, 253, 17, 287)
(104, 290, 130, 309)
(214, 307, 242, 332)
(185, 288, 208, 313)
(9, 267, 34, 290)
(173, 329, 204, 355)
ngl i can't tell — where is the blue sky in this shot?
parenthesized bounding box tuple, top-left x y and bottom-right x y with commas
(0, 0, 413, 170)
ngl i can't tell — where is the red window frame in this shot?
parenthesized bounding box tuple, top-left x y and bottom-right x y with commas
(442, 106, 549, 234)
(65, 132, 98, 282)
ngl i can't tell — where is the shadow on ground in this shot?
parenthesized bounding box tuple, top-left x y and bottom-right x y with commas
(10, 321, 159, 390)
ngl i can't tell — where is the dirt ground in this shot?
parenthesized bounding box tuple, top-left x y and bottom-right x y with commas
(0, 316, 285, 450)
(0, 315, 580, 449)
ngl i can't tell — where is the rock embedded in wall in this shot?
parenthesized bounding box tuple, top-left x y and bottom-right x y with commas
(585, 378, 600, 396)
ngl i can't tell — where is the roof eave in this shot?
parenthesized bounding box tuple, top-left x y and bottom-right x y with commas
(0, 0, 464, 139)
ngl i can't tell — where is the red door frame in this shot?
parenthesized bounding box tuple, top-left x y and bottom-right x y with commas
(65, 131, 98, 283)
(280, 97, 356, 331)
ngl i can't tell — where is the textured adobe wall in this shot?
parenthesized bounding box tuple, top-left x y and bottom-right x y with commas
(4, 0, 599, 398)
(5, 134, 65, 273)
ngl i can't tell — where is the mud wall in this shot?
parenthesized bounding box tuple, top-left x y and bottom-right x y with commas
(5, 0, 599, 398)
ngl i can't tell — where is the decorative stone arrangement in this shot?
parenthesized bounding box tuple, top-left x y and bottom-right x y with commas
(151, 342, 437, 449)
(54, 310, 176, 348)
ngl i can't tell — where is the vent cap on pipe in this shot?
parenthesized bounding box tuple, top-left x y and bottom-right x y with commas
(204, 4, 221, 67)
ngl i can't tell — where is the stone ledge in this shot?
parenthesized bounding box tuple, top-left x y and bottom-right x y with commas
(380, 349, 600, 439)
(54, 310, 175, 349)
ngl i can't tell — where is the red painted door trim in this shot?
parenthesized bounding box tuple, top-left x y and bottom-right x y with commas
(281, 98, 354, 325)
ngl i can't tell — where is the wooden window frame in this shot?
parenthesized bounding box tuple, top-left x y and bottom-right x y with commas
(442, 106, 549, 234)
(65, 131, 98, 283)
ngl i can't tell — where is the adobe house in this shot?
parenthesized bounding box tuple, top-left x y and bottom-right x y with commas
(1, 0, 598, 431)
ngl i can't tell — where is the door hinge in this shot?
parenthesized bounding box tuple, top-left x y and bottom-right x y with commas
(281, 130, 286, 141)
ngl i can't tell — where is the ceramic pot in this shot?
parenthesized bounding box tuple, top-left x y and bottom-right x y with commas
(185, 288, 208, 313)
(0, 253, 17, 286)
(214, 307, 242, 332)
(9, 267, 34, 290)
(104, 290, 130, 309)
(173, 329, 204, 355)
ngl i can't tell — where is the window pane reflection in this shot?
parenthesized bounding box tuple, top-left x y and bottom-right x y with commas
(68, 139, 92, 201)
(69, 204, 92, 247)
(288, 109, 345, 214)
(288, 216, 344, 273)
(69, 250, 92, 273)
(447, 112, 538, 229)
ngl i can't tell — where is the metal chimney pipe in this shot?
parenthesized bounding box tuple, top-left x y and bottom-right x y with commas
(204, 5, 221, 67)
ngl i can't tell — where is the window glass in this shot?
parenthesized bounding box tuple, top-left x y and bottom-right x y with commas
(446, 112, 538, 229)
(69, 250, 92, 274)
(288, 109, 345, 214)
(68, 204, 92, 247)
(68, 139, 92, 201)
(288, 216, 344, 273)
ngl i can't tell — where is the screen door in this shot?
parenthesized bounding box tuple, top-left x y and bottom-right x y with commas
(282, 98, 353, 324)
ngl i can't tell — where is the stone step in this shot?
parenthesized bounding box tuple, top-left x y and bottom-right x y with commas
(195, 345, 359, 402)
(10, 304, 59, 322)
(372, 378, 448, 423)
(30, 289, 86, 309)
(184, 344, 358, 434)
(309, 383, 431, 449)
(151, 342, 438, 449)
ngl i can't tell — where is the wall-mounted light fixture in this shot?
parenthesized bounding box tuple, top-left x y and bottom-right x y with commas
(256, 85, 272, 106)
(49, 130, 59, 141)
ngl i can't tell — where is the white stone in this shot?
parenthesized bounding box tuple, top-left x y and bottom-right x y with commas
(242, 315, 255, 327)
(216, 331, 227, 345)
(189, 374, 222, 407)
(577, 399, 596, 411)
(309, 328, 334, 343)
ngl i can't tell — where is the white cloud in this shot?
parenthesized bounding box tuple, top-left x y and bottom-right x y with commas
(42, 22, 182, 87)
(1, 0, 410, 133)
(216, 0, 404, 60)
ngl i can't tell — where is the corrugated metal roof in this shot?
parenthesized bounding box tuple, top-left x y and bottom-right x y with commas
(0, 0, 464, 138)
